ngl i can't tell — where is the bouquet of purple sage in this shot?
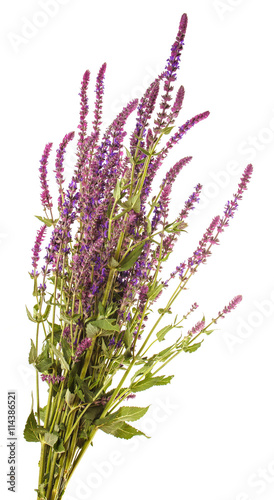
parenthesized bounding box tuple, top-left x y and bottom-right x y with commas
(24, 13, 253, 500)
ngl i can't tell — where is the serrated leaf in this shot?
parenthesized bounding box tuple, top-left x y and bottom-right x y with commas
(86, 323, 100, 338)
(131, 375, 174, 392)
(28, 339, 37, 364)
(184, 341, 203, 353)
(35, 347, 53, 373)
(88, 319, 120, 332)
(99, 420, 149, 440)
(60, 311, 81, 324)
(50, 343, 69, 371)
(43, 432, 58, 447)
(35, 215, 59, 227)
(96, 406, 149, 427)
(123, 328, 133, 349)
(25, 305, 37, 323)
(156, 325, 173, 342)
(24, 410, 45, 442)
(118, 242, 145, 271)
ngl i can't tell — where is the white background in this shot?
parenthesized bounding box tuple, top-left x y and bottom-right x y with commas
(1, 1, 274, 499)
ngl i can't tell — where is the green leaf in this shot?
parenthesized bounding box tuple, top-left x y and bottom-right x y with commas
(65, 389, 76, 406)
(162, 125, 175, 135)
(184, 341, 203, 353)
(50, 343, 69, 371)
(113, 180, 121, 201)
(86, 323, 100, 338)
(138, 146, 150, 156)
(88, 319, 120, 332)
(28, 339, 37, 364)
(98, 420, 149, 440)
(96, 406, 149, 427)
(35, 215, 58, 227)
(156, 325, 173, 342)
(35, 347, 53, 373)
(24, 410, 45, 442)
(124, 146, 135, 166)
(131, 375, 174, 392)
(131, 194, 141, 214)
(61, 337, 71, 365)
(147, 282, 164, 301)
(123, 328, 133, 349)
(43, 432, 58, 447)
(60, 311, 81, 324)
(204, 329, 214, 336)
(118, 243, 145, 271)
(75, 375, 94, 403)
(25, 305, 37, 323)
(53, 439, 65, 453)
(42, 304, 51, 321)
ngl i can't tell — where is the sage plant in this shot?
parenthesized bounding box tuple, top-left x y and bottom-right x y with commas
(25, 13, 253, 500)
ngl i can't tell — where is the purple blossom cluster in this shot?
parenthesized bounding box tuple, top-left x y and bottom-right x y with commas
(218, 295, 242, 318)
(30, 13, 253, 398)
(31, 225, 47, 276)
(187, 319, 205, 337)
(72, 337, 92, 362)
(41, 374, 65, 384)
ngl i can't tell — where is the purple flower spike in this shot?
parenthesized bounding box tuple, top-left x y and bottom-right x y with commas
(41, 374, 65, 384)
(187, 215, 221, 271)
(170, 85, 185, 121)
(218, 295, 242, 318)
(154, 14, 188, 132)
(93, 63, 107, 137)
(78, 69, 91, 148)
(31, 224, 47, 275)
(72, 337, 92, 362)
(217, 164, 253, 233)
(55, 131, 75, 210)
(188, 319, 205, 337)
(39, 142, 53, 213)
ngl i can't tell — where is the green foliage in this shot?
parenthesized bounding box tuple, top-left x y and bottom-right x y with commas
(28, 339, 37, 364)
(24, 410, 45, 443)
(131, 374, 174, 392)
(95, 406, 150, 440)
(118, 242, 145, 271)
(35, 215, 59, 227)
(50, 343, 69, 371)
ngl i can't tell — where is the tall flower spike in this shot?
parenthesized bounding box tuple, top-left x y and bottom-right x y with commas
(154, 14, 188, 132)
(54, 131, 75, 211)
(39, 142, 53, 214)
(93, 63, 106, 137)
(78, 69, 90, 149)
(218, 295, 242, 318)
(31, 224, 47, 276)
